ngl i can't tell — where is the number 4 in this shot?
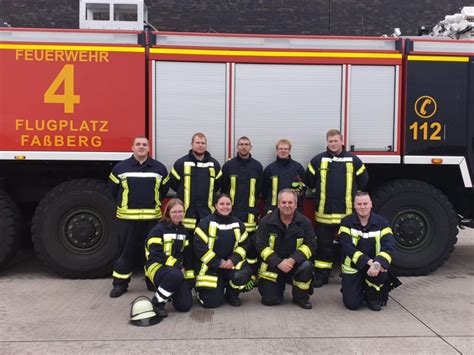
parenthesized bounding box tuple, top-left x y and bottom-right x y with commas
(44, 64, 80, 113)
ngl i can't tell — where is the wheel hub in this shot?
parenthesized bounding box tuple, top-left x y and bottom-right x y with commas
(61, 210, 104, 251)
(392, 211, 428, 248)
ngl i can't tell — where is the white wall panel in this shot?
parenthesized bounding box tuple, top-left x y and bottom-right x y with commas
(348, 66, 396, 151)
(234, 64, 342, 168)
(153, 61, 227, 170)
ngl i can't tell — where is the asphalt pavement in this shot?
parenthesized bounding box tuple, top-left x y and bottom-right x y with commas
(0, 230, 473, 354)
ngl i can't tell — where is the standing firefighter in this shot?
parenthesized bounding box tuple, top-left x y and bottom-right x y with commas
(221, 136, 263, 276)
(168, 133, 222, 285)
(168, 132, 222, 231)
(108, 137, 168, 298)
(339, 192, 400, 311)
(255, 189, 316, 309)
(305, 129, 368, 287)
(262, 139, 305, 213)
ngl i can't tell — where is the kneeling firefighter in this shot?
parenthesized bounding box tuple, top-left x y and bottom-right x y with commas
(144, 199, 194, 318)
(338, 191, 401, 311)
(193, 193, 252, 308)
(255, 189, 316, 309)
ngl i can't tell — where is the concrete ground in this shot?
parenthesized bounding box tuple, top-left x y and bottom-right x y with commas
(0, 230, 473, 354)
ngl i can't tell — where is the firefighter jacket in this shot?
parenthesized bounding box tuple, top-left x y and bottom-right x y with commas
(262, 156, 305, 212)
(144, 221, 194, 282)
(338, 212, 395, 274)
(109, 155, 169, 220)
(168, 150, 222, 229)
(221, 154, 263, 232)
(255, 209, 316, 281)
(193, 212, 249, 288)
(305, 149, 368, 225)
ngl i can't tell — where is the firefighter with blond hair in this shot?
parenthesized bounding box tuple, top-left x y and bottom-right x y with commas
(305, 129, 368, 288)
(262, 139, 305, 213)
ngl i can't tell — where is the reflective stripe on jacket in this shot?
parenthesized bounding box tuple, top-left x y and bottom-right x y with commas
(145, 221, 194, 281)
(193, 213, 249, 289)
(338, 212, 395, 274)
(221, 154, 263, 232)
(109, 155, 168, 220)
(262, 156, 305, 212)
(305, 149, 368, 225)
(168, 150, 222, 228)
(255, 209, 316, 270)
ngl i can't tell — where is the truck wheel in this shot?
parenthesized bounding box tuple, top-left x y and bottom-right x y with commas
(0, 191, 22, 269)
(372, 179, 458, 276)
(32, 179, 118, 278)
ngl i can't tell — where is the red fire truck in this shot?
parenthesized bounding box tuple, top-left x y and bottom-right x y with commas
(0, 28, 472, 278)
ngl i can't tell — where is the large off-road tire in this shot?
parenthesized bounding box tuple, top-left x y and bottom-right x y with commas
(32, 179, 118, 278)
(0, 191, 22, 269)
(373, 179, 458, 276)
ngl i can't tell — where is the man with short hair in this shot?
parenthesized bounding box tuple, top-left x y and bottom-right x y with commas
(262, 139, 305, 213)
(338, 192, 397, 311)
(168, 133, 222, 285)
(255, 189, 316, 309)
(168, 133, 222, 231)
(108, 136, 168, 298)
(221, 136, 263, 274)
(305, 129, 369, 287)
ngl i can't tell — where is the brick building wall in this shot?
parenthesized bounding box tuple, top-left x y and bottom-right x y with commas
(1, 0, 469, 36)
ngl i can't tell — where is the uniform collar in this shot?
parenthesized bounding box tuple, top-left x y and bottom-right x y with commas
(165, 221, 184, 229)
(276, 155, 291, 165)
(326, 147, 346, 158)
(188, 149, 211, 162)
(131, 154, 151, 166)
(268, 208, 304, 227)
(349, 211, 376, 227)
(214, 211, 232, 223)
(236, 153, 252, 162)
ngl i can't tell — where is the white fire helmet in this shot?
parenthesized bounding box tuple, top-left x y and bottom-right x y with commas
(129, 296, 162, 326)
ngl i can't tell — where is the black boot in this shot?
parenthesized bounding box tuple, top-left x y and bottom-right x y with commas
(292, 299, 312, 310)
(313, 275, 328, 288)
(367, 299, 382, 312)
(225, 289, 242, 307)
(151, 296, 168, 317)
(109, 285, 127, 298)
(226, 296, 242, 307)
(313, 269, 330, 288)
